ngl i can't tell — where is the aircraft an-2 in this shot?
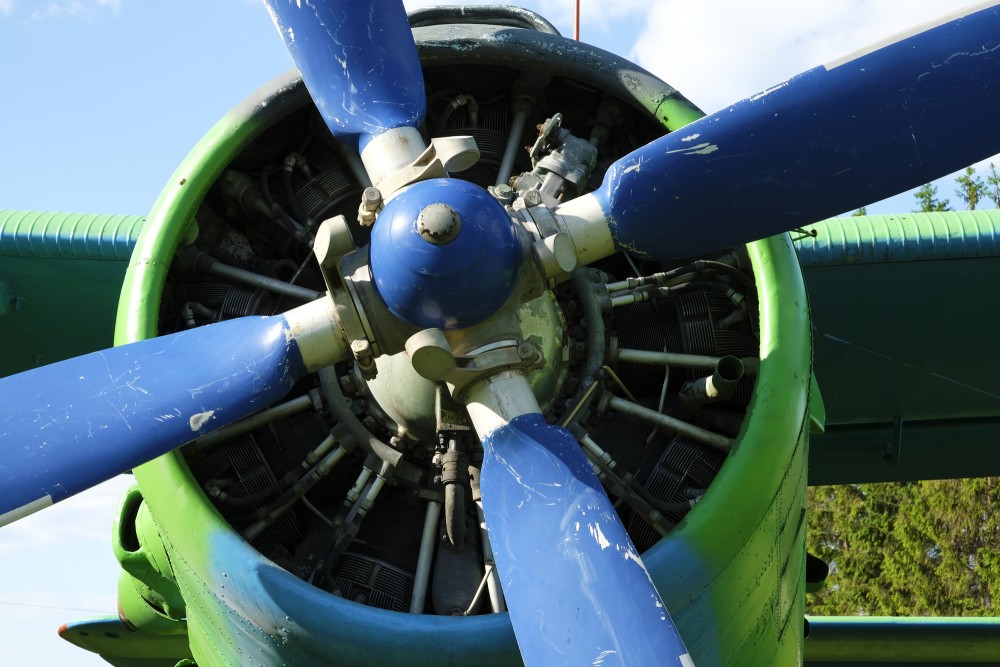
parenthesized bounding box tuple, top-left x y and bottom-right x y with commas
(2, 1, 1000, 665)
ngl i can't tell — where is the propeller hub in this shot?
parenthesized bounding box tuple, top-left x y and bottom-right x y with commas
(370, 178, 522, 330)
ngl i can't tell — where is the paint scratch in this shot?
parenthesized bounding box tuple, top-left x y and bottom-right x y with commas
(667, 142, 719, 156)
(189, 410, 215, 431)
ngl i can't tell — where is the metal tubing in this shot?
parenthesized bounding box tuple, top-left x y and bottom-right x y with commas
(207, 432, 337, 506)
(194, 394, 314, 448)
(318, 367, 408, 471)
(204, 257, 322, 302)
(580, 432, 616, 470)
(610, 291, 650, 308)
(607, 396, 733, 451)
(579, 432, 688, 531)
(345, 466, 374, 507)
(586, 456, 669, 536)
(464, 564, 493, 616)
(331, 138, 372, 189)
(617, 348, 759, 375)
(243, 445, 350, 540)
(677, 355, 745, 410)
(562, 269, 606, 429)
(357, 473, 387, 519)
(475, 500, 506, 612)
(495, 103, 530, 186)
(410, 500, 441, 614)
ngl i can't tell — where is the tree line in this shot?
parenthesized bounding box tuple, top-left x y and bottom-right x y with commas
(807, 480, 1000, 616)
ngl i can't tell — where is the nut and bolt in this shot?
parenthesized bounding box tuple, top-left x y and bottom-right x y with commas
(417, 203, 462, 245)
(522, 189, 543, 207)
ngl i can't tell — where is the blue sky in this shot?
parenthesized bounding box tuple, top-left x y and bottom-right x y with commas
(0, 1, 992, 664)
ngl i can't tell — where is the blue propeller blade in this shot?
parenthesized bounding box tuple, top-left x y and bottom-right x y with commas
(481, 414, 692, 667)
(591, 2, 1000, 259)
(262, 0, 425, 150)
(0, 315, 309, 525)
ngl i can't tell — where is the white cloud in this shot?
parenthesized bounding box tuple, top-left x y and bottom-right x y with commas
(630, 0, 983, 113)
(0, 0, 13, 15)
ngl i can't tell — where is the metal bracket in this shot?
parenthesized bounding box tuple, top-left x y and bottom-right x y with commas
(376, 135, 481, 198)
(0, 282, 24, 315)
(883, 415, 903, 467)
(517, 205, 577, 284)
(405, 329, 544, 401)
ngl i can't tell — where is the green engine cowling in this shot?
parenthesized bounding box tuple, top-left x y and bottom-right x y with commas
(105, 22, 814, 667)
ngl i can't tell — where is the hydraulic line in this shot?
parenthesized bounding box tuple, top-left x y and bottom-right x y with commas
(411, 500, 441, 613)
(318, 367, 423, 483)
(562, 269, 606, 430)
(312, 457, 392, 586)
(435, 94, 479, 135)
(197, 253, 323, 302)
(585, 456, 672, 536)
(241, 443, 353, 540)
(206, 433, 337, 507)
(496, 100, 531, 186)
(616, 348, 760, 375)
(570, 427, 693, 530)
(607, 396, 733, 452)
(474, 501, 505, 613)
(193, 393, 317, 450)
(463, 564, 495, 616)
(282, 153, 313, 227)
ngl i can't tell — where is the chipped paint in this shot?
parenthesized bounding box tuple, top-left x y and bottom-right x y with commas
(592, 649, 616, 666)
(189, 410, 215, 431)
(588, 522, 611, 549)
(666, 142, 719, 156)
(478, 412, 690, 664)
(748, 82, 789, 102)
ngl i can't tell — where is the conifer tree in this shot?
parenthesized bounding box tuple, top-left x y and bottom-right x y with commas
(913, 183, 951, 212)
(986, 163, 1000, 208)
(956, 166, 986, 210)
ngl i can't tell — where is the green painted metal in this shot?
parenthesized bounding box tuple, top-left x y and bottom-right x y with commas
(796, 210, 1000, 266)
(809, 417, 1000, 485)
(0, 210, 145, 377)
(0, 210, 144, 259)
(796, 213, 1000, 485)
(109, 59, 813, 664)
(644, 232, 813, 665)
(113, 486, 187, 627)
(804, 616, 1000, 664)
(58, 616, 192, 667)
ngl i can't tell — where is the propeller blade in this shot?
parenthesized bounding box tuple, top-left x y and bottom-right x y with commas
(467, 374, 691, 667)
(262, 0, 425, 150)
(557, 2, 1000, 260)
(0, 300, 343, 526)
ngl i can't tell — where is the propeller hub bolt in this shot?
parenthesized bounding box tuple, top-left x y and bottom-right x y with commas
(417, 203, 461, 245)
(523, 189, 543, 207)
